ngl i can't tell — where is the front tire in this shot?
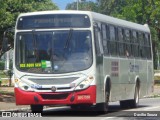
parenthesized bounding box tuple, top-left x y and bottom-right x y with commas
(31, 105, 43, 113)
(96, 84, 110, 113)
(70, 104, 92, 111)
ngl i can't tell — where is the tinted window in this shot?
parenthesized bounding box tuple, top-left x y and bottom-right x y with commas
(101, 24, 108, 55)
(118, 28, 124, 56)
(109, 26, 117, 55)
(144, 33, 151, 59)
(124, 29, 131, 57)
(132, 31, 139, 57)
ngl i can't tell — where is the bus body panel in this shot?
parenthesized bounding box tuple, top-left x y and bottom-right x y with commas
(91, 11, 153, 103)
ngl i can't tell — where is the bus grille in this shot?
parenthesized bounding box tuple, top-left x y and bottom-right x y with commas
(40, 93, 69, 100)
(36, 87, 72, 90)
(29, 77, 78, 85)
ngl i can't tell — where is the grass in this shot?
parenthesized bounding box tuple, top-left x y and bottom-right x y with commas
(150, 94, 160, 98)
(0, 74, 8, 78)
(154, 76, 160, 81)
(155, 83, 160, 86)
(0, 70, 12, 86)
(154, 80, 160, 85)
(0, 70, 9, 78)
(0, 90, 14, 96)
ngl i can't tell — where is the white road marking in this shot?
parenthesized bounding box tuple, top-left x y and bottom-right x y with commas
(100, 117, 117, 120)
(44, 106, 70, 111)
(143, 106, 160, 110)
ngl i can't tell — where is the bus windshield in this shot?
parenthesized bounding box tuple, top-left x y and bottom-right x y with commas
(15, 30, 93, 74)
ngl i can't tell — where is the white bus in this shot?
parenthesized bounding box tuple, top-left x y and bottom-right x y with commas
(13, 11, 154, 113)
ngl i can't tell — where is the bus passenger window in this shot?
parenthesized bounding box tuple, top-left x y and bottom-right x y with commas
(132, 31, 139, 57)
(118, 28, 124, 56)
(101, 24, 108, 55)
(94, 26, 101, 56)
(144, 33, 151, 59)
(139, 32, 145, 58)
(109, 25, 117, 56)
(124, 29, 131, 57)
(125, 49, 129, 57)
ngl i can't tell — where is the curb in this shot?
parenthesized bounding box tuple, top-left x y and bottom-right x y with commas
(0, 107, 31, 112)
(0, 106, 60, 113)
(0, 95, 15, 103)
(144, 94, 160, 98)
(0, 94, 15, 103)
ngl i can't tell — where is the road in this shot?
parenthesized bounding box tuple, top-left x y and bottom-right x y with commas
(1, 98, 160, 119)
(41, 98, 160, 117)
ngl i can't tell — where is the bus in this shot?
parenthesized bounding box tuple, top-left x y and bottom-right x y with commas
(13, 10, 154, 113)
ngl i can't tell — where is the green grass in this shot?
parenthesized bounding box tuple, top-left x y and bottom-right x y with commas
(0, 90, 14, 96)
(0, 70, 9, 78)
(155, 83, 160, 86)
(151, 94, 160, 98)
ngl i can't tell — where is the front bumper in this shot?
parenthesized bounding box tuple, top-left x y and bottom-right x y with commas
(15, 86, 96, 105)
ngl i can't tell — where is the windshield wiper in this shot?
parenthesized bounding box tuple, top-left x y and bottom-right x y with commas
(32, 30, 39, 61)
(64, 28, 73, 49)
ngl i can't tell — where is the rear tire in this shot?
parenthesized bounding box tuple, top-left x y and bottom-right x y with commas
(120, 85, 139, 108)
(31, 105, 43, 113)
(129, 85, 139, 108)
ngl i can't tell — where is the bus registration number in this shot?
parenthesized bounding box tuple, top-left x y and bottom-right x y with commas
(77, 95, 90, 100)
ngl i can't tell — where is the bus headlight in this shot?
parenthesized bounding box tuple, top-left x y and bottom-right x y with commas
(75, 76, 94, 90)
(17, 81, 34, 91)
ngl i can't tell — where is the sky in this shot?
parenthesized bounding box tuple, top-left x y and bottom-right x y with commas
(52, 0, 96, 10)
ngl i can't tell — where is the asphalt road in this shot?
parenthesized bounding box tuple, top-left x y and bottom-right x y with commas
(41, 97, 160, 117)
(1, 98, 160, 120)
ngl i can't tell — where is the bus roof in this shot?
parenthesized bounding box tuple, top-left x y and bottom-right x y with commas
(90, 12, 150, 33)
(18, 10, 150, 33)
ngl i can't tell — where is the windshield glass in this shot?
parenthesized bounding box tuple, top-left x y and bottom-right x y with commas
(15, 30, 93, 74)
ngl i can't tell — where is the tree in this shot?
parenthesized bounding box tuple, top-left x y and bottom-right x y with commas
(98, 0, 160, 69)
(0, 0, 58, 57)
(66, 1, 99, 12)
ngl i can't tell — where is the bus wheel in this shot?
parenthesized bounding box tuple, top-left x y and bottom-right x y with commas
(96, 85, 110, 113)
(70, 105, 80, 110)
(31, 105, 43, 113)
(120, 85, 139, 108)
(71, 104, 92, 111)
(129, 85, 139, 108)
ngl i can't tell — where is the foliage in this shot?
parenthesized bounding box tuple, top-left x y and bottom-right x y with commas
(66, 1, 99, 12)
(98, 0, 160, 69)
(0, 0, 58, 57)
